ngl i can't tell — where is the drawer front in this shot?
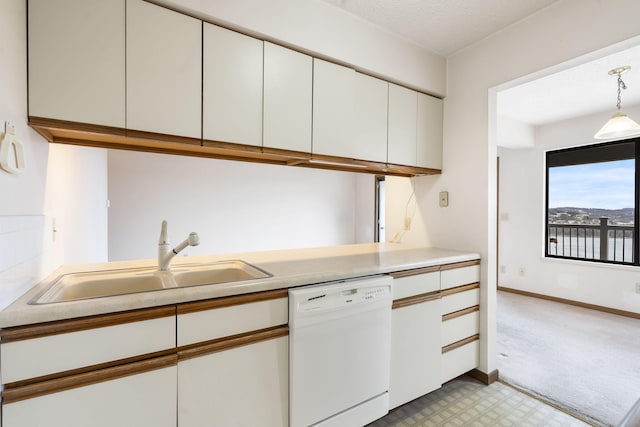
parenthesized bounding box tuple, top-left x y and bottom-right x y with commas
(392, 271, 440, 300)
(441, 340, 479, 383)
(1, 316, 175, 384)
(441, 311, 479, 347)
(442, 289, 480, 316)
(177, 297, 288, 347)
(441, 265, 479, 290)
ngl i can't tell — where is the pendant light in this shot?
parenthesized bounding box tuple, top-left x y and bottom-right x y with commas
(594, 65, 640, 139)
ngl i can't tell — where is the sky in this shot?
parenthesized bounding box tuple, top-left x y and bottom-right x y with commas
(548, 159, 635, 209)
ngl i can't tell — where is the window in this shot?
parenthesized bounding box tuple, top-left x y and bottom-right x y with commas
(545, 138, 639, 265)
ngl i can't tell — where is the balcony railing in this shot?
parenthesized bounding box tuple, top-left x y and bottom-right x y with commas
(547, 217, 634, 263)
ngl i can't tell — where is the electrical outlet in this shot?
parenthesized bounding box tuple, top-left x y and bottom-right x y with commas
(500, 265, 506, 274)
(636, 283, 640, 294)
(439, 191, 449, 207)
(404, 217, 412, 231)
(518, 267, 525, 276)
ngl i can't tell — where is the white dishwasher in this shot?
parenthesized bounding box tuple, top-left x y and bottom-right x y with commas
(289, 275, 393, 427)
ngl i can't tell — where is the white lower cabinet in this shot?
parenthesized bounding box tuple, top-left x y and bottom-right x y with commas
(389, 297, 442, 409)
(178, 335, 289, 427)
(2, 359, 177, 427)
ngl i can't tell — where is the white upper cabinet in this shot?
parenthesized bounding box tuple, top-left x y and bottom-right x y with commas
(388, 83, 417, 166)
(353, 73, 388, 163)
(126, 0, 201, 139)
(203, 24, 263, 146)
(417, 93, 443, 169)
(263, 42, 312, 153)
(28, 0, 125, 127)
(312, 59, 356, 158)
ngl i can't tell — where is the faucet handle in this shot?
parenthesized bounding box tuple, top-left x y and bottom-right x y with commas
(159, 220, 168, 245)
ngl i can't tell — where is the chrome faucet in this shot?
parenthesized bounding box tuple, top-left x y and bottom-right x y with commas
(157, 220, 200, 271)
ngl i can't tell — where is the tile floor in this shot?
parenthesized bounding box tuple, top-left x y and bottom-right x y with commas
(369, 376, 592, 427)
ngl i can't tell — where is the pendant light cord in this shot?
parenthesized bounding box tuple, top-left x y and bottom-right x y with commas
(617, 73, 627, 111)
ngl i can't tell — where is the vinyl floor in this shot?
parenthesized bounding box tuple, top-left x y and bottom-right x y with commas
(369, 376, 591, 427)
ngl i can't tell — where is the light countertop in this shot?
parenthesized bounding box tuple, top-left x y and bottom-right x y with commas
(0, 243, 479, 328)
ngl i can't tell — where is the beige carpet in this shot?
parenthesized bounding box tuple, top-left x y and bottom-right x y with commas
(497, 290, 640, 427)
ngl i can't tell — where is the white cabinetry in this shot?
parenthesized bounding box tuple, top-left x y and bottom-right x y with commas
(417, 93, 443, 169)
(203, 23, 263, 146)
(389, 269, 441, 409)
(354, 73, 389, 163)
(126, 0, 201, 139)
(263, 42, 313, 153)
(388, 84, 417, 166)
(28, 0, 125, 127)
(177, 291, 289, 426)
(312, 59, 356, 158)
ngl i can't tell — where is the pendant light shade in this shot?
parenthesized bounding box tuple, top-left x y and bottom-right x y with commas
(594, 66, 640, 140)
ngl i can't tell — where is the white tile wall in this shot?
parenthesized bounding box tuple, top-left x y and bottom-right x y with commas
(0, 215, 49, 310)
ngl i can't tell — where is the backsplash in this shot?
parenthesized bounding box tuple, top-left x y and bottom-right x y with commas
(0, 215, 50, 310)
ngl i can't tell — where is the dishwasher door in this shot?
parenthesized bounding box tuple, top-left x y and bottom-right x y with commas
(289, 275, 393, 427)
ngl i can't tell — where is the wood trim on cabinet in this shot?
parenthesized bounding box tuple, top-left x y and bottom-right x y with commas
(0, 306, 176, 343)
(29, 116, 439, 177)
(177, 289, 288, 315)
(441, 334, 479, 354)
(498, 286, 640, 320)
(388, 265, 440, 279)
(442, 305, 479, 322)
(177, 325, 289, 361)
(1, 354, 177, 404)
(440, 259, 480, 271)
(441, 282, 480, 297)
(392, 290, 440, 309)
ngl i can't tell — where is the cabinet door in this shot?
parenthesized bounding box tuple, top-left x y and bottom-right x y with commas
(312, 59, 355, 158)
(203, 23, 263, 146)
(388, 84, 417, 166)
(263, 42, 312, 153)
(28, 0, 125, 127)
(417, 93, 443, 169)
(178, 335, 288, 427)
(353, 73, 388, 163)
(389, 298, 442, 409)
(3, 360, 177, 427)
(126, 0, 201, 139)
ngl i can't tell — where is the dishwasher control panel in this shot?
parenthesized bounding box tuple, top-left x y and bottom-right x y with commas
(297, 285, 390, 313)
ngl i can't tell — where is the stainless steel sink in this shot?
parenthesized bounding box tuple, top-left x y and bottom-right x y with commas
(30, 261, 272, 304)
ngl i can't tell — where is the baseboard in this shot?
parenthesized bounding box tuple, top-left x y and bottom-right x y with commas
(498, 286, 640, 320)
(468, 368, 499, 385)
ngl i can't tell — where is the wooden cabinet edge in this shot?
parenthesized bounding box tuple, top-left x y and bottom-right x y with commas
(177, 289, 288, 315)
(392, 291, 440, 309)
(0, 306, 176, 343)
(1, 354, 177, 404)
(177, 325, 289, 361)
(440, 260, 480, 271)
(441, 282, 480, 297)
(388, 265, 440, 278)
(442, 305, 479, 322)
(441, 334, 480, 354)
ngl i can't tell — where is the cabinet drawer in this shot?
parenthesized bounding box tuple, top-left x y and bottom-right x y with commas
(177, 295, 288, 347)
(441, 263, 480, 290)
(1, 308, 176, 384)
(441, 310, 479, 347)
(441, 340, 479, 384)
(391, 270, 440, 300)
(442, 288, 480, 315)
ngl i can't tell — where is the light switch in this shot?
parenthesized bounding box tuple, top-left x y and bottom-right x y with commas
(439, 191, 449, 207)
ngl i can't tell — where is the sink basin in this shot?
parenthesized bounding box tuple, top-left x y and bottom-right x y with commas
(171, 260, 272, 287)
(32, 269, 165, 304)
(30, 261, 272, 304)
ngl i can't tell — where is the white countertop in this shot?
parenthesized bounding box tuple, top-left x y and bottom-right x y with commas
(0, 243, 479, 328)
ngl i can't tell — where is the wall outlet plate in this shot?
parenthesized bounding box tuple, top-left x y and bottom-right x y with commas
(439, 191, 449, 207)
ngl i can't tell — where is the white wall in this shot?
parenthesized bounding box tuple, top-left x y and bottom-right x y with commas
(107, 150, 364, 261)
(156, 0, 445, 96)
(499, 105, 640, 314)
(384, 0, 640, 376)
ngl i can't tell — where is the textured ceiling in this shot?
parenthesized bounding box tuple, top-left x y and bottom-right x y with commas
(319, 0, 559, 56)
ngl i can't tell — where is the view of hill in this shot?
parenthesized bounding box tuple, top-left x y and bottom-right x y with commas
(548, 207, 635, 225)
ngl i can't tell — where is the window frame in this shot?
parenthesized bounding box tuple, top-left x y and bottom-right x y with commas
(544, 137, 640, 266)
